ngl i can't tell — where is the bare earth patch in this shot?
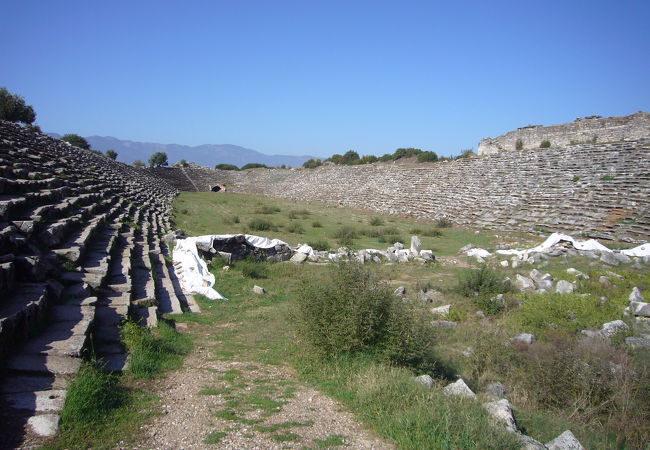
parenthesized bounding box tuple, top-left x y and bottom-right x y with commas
(130, 344, 393, 449)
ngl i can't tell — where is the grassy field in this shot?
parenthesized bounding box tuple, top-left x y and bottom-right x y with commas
(50, 191, 650, 449)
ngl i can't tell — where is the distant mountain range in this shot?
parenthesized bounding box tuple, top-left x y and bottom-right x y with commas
(46, 133, 316, 168)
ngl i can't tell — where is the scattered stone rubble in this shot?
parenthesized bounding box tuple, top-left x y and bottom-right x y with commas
(414, 375, 585, 449)
(0, 120, 186, 443)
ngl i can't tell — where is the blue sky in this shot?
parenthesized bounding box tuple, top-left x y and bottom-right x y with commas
(2, 0, 649, 158)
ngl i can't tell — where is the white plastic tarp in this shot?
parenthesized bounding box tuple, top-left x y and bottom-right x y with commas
(172, 234, 292, 301)
(463, 232, 650, 258)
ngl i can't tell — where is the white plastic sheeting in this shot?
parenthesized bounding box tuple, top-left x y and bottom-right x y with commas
(172, 234, 292, 301)
(172, 237, 227, 300)
(464, 232, 650, 258)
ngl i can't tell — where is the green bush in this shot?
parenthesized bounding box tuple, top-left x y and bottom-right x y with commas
(456, 267, 505, 298)
(369, 217, 384, 226)
(540, 140, 551, 148)
(435, 218, 452, 228)
(293, 263, 435, 370)
(215, 163, 239, 170)
(302, 158, 322, 169)
(311, 221, 323, 228)
(248, 218, 274, 231)
(222, 215, 240, 225)
(0, 87, 36, 124)
(241, 163, 268, 170)
(331, 226, 358, 247)
(286, 222, 305, 234)
(416, 151, 438, 162)
(61, 133, 90, 150)
(308, 239, 331, 252)
(515, 139, 524, 150)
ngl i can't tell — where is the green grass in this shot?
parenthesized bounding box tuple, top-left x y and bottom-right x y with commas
(204, 430, 227, 444)
(314, 434, 347, 447)
(121, 320, 192, 379)
(43, 364, 157, 449)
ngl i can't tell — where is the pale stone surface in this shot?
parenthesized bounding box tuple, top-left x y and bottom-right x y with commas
(442, 378, 476, 398)
(414, 374, 434, 389)
(430, 304, 451, 317)
(483, 398, 518, 433)
(252, 285, 266, 295)
(555, 280, 575, 294)
(600, 320, 629, 338)
(515, 274, 536, 292)
(511, 333, 536, 345)
(629, 287, 644, 302)
(4, 390, 67, 412)
(410, 236, 421, 255)
(290, 252, 308, 264)
(27, 414, 60, 437)
(546, 430, 585, 450)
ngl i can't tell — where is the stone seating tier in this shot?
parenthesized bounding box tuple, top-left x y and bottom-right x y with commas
(0, 120, 188, 444)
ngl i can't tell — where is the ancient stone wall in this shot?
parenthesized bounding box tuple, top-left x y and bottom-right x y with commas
(156, 140, 650, 242)
(477, 112, 650, 155)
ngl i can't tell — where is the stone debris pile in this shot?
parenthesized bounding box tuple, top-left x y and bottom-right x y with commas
(415, 375, 585, 449)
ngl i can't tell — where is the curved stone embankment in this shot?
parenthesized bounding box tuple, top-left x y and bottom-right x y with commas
(0, 120, 190, 444)
(152, 140, 650, 242)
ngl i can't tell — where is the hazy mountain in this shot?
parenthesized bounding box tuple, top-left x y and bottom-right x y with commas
(46, 133, 315, 168)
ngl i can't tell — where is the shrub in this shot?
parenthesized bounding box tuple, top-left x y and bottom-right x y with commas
(61, 134, 90, 150)
(222, 215, 240, 225)
(410, 227, 443, 237)
(369, 217, 384, 226)
(0, 87, 36, 124)
(457, 148, 474, 158)
(293, 263, 436, 369)
(540, 140, 551, 148)
(302, 158, 322, 169)
(308, 239, 330, 252)
(331, 226, 358, 247)
(248, 218, 274, 231)
(601, 175, 614, 181)
(572, 175, 580, 182)
(456, 267, 505, 298)
(286, 222, 305, 234)
(435, 218, 452, 228)
(311, 221, 323, 228)
(215, 163, 239, 170)
(288, 209, 310, 219)
(515, 139, 524, 150)
(241, 162, 268, 170)
(417, 151, 438, 162)
(105, 149, 118, 160)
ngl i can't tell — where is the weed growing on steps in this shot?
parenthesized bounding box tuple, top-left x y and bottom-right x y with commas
(47, 363, 156, 449)
(121, 321, 192, 379)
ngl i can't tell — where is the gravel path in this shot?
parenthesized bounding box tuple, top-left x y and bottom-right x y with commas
(129, 336, 393, 449)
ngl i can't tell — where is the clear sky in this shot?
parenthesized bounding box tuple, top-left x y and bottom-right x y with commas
(2, 0, 649, 158)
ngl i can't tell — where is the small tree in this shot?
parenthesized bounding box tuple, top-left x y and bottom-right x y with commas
(241, 162, 267, 170)
(457, 148, 474, 158)
(61, 134, 90, 150)
(417, 151, 438, 163)
(302, 158, 322, 169)
(0, 87, 36, 124)
(105, 149, 118, 160)
(133, 160, 145, 168)
(179, 159, 188, 167)
(149, 152, 168, 167)
(540, 140, 551, 148)
(215, 163, 239, 170)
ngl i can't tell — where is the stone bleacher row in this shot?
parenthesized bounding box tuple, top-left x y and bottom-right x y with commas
(156, 140, 650, 242)
(0, 120, 195, 442)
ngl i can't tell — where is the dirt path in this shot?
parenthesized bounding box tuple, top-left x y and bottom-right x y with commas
(130, 330, 393, 449)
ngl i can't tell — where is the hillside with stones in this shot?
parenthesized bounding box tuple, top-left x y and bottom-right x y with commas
(0, 120, 188, 445)
(151, 139, 650, 242)
(478, 111, 650, 155)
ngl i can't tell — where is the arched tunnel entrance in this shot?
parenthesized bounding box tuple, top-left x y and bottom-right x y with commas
(210, 184, 226, 192)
